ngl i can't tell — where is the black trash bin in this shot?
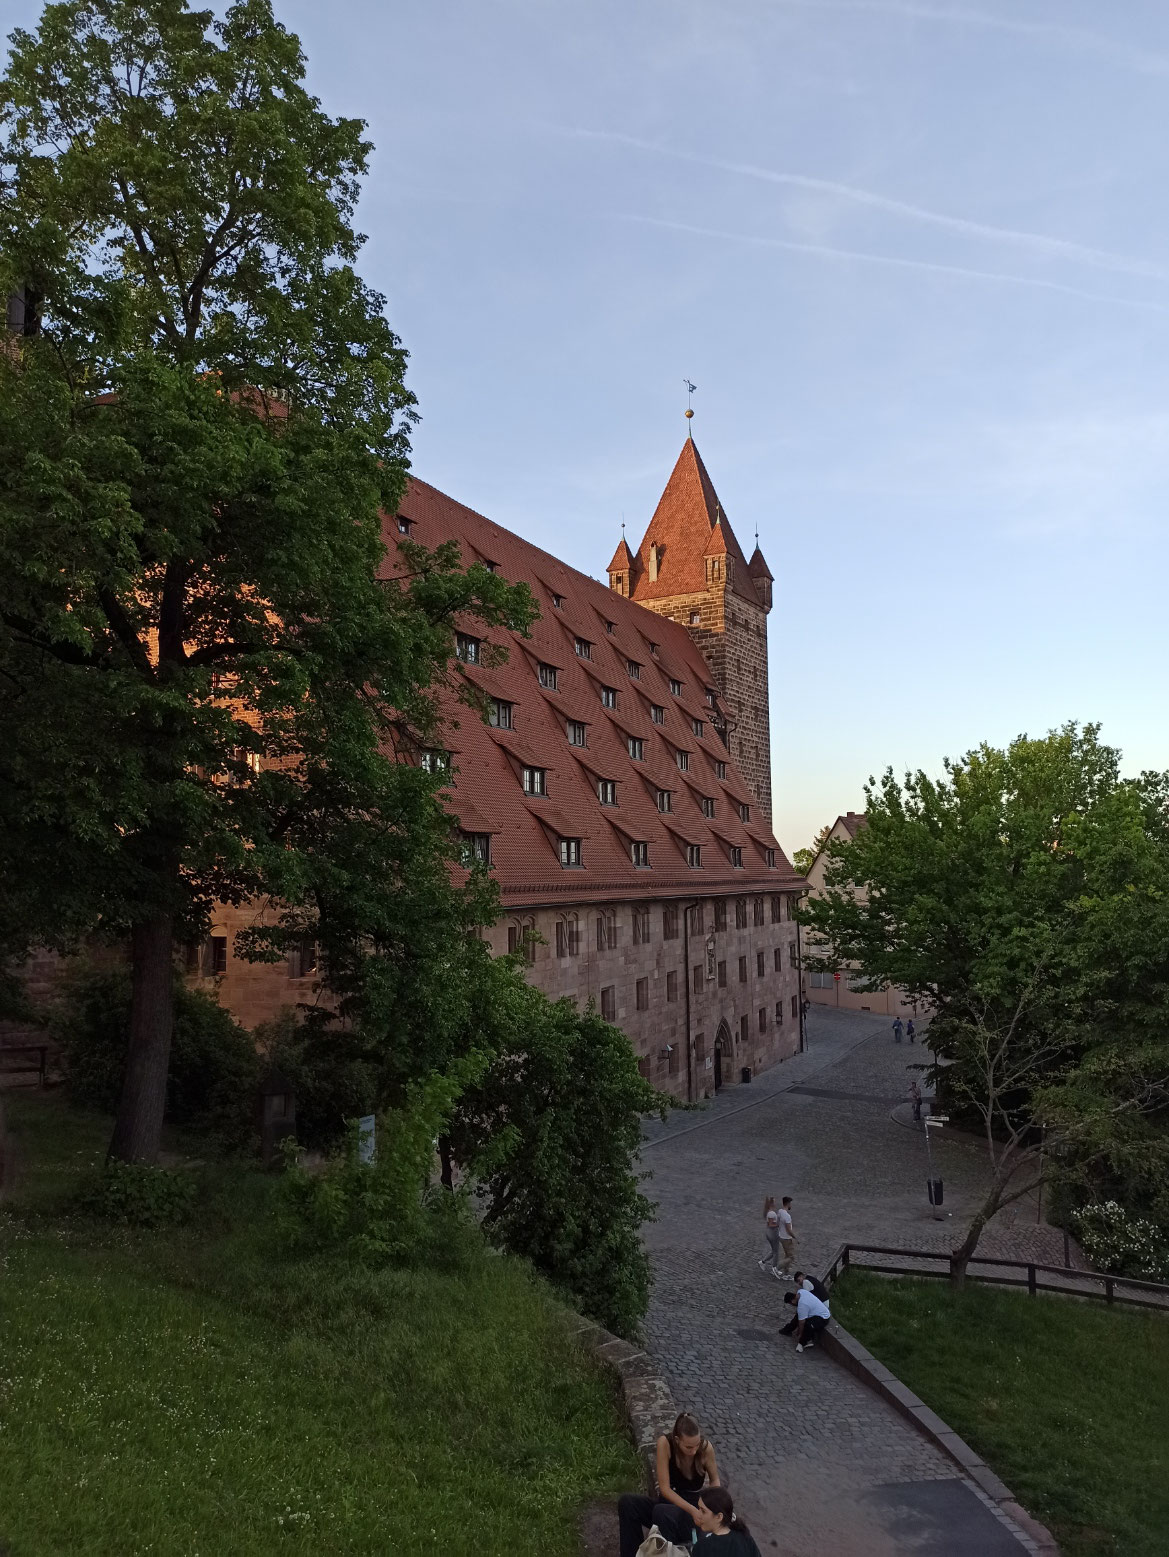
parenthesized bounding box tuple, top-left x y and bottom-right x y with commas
(740, 1066, 752, 1084)
(927, 1177, 944, 1206)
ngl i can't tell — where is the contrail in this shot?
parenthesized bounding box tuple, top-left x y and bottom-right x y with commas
(616, 213, 1169, 313)
(557, 126, 1169, 284)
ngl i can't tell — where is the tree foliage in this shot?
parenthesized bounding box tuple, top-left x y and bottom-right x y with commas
(801, 723, 1169, 1278)
(0, 0, 534, 1162)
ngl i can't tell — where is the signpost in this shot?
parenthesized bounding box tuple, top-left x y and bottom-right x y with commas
(924, 1114, 948, 1219)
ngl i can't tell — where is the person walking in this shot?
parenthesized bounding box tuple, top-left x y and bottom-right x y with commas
(758, 1196, 781, 1274)
(783, 1286, 831, 1352)
(906, 1018, 916, 1044)
(909, 1080, 923, 1124)
(617, 1412, 720, 1556)
(774, 1195, 796, 1278)
(892, 1016, 904, 1043)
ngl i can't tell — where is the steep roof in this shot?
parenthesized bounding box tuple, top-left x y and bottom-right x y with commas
(606, 535, 635, 572)
(387, 477, 801, 906)
(628, 438, 757, 603)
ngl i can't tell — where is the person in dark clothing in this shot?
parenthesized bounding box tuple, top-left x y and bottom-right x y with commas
(694, 1486, 761, 1555)
(783, 1286, 831, 1351)
(618, 1412, 720, 1556)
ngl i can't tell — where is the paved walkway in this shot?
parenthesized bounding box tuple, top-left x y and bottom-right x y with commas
(639, 1008, 1056, 1555)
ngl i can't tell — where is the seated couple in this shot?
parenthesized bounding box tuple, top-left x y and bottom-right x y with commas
(618, 1412, 760, 1556)
(780, 1271, 831, 1351)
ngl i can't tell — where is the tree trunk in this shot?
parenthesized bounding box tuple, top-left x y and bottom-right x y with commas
(0, 1086, 9, 1200)
(950, 1203, 994, 1289)
(108, 913, 176, 1165)
(439, 1137, 454, 1190)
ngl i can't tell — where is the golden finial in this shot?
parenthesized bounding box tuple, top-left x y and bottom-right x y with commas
(684, 379, 696, 432)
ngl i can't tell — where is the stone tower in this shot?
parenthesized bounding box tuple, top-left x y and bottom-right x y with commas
(608, 436, 774, 821)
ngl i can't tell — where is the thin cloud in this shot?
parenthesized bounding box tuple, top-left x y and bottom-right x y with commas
(560, 127, 1169, 284)
(775, 0, 1169, 79)
(616, 212, 1169, 313)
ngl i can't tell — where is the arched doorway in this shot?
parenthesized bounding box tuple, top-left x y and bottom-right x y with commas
(713, 1021, 732, 1092)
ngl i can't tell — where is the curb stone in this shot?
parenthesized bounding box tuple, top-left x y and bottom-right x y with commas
(819, 1320, 1061, 1554)
(562, 1311, 677, 1492)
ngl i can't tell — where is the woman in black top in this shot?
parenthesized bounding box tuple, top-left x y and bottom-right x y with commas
(694, 1486, 762, 1556)
(617, 1412, 720, 1556)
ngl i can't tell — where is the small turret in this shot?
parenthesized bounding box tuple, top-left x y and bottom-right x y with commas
(606, 535, 635, 596)
(748, 544, 773, 612)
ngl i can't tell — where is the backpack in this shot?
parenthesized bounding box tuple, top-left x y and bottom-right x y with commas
(636, 1527, 692, 1557)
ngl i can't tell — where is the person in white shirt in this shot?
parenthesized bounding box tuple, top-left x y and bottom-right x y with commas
(758, 1196, 781, 1274)
(782, 1286, 830, 1351)
(774, 1196, 795, 1277)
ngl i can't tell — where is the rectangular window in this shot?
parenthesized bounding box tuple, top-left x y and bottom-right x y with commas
(632, 907, 650, 944)
(669, 678, 682, 696)
(715, 760, 727, 779)
(731, 847, 744, 869)
(687, 843, 702, 868)
(601, 986, 616, 1021)
(756, 949, 766, 977)
(556, 920, 567, 958)
(676, 750, 690, 772)
(657, 789, 672, 812)
(601, 686, 618, 708)
(631, 840, 649, 868)
(628, 736, 645, 760)
(738, 955, 748, 983)
(538, 662, 558, 689)
(663, 906, 679, 940)
(488, 698, 513, 729)
(420, 749, 450, 774)
(753, 897, 765, 927)
(627, 659, 642, 680)
(740, 1014, 750, 1044)
(288, 938, 317, 979)
(605, 620, 615, 634)
(714, 901, 727, 931)
(552, 592, 565, 608)
(597, 778, 617, 805)
(774, 947, 782, 972)
(566, 719, 587, 747)
(739, 803, 751, 822)
(717, 959, 727, 988)
(809, 971, 833, 989)
(687, 904, 705, 934)
(666, 970, 678, 1002)
(574, 637, 592, 659)
(787, 895, 800, 921)
(522, 766, 546, 795)
(771, 895, 782, 924)
(397, 516, 412, 535)
(792, 995, 799, 1019)
(636, 977, 649, 1012)
(649, 641, 659, 657)
(776, 1001, 784, 1024)
(758, 1007, 767, 1033)
(559, 837, 582, 867)
(693, 964, 703, 994)
(736, 898, 748, 929)
(789, 943, 799, 969)
(461, 833, 491, 865)
(555, 920, 580, 957)
(706, 688, 716, 706)
(651, 704, 666, 725)
(455, 633, 480, 664)
(701, 796, 715, 818)
(765, 847, 777, 869)
(691, 718, 704, 738)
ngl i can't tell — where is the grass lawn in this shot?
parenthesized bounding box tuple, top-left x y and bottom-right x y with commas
(833, 1269, 1169, 1557)
(0, 1091, 640, 1556)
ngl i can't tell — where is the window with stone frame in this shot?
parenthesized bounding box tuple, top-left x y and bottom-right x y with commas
(687, 903, 705, 934)
(774, 947, 782, 972)
(735, 898, 748, 929)
(601, 985, 616, 1021)
(738, 955, 748, 983)
(692, 963, 703, 994)
(759, 1007, 768, 1032)
(636, 977, 649, 1012)
(205, 935, 228, 975)
(740, 1014, 749, 1043)
(555, 916, 581, 957)
(595, 911, 618, 951)
(717, 959, 727, 988)
(632, 906, 651, 944)
(775, 1001, 784, 1024)
(789, 942, 799, 968)
(753, 896, 765, 926)
(714, 900, 727, 931)
(756, 949, 766, 977)
(663, 905, 679, 940)
(787, 895, 801, 921)
(666, 970, 678, 1002)
(770, 895, 783, 923)
(791, 994, 799, 1018)
(508, 921, 536, 964)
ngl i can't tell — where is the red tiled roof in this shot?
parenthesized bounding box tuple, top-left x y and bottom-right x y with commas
(388, 476, 801, 905)
(627, 438, 758, 604)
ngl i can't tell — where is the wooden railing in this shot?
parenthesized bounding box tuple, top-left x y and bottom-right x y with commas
(821, 1241, 1169, 1312)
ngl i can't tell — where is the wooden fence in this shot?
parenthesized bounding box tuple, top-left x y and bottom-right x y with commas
(822, 1241, 1169, 1312)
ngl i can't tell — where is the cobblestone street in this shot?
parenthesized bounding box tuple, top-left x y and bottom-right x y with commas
(640, 1007, 1055, 1555)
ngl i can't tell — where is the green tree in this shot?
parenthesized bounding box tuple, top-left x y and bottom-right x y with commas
(0, 0, 533, 1162)
(448, 957, 665, 1337)
(801, 724, 1169, 1283)
(792, 824, 830, 876)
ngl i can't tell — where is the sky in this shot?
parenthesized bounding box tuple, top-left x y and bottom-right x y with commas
(276, 0, 1169, 854)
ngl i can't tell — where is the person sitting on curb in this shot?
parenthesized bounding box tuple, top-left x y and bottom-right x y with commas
(617, 1411, 720, 1556)
(779, 1270, 829, 1335)
(694, 1486, 762, 1555)
(783, 1285, 831, 1352)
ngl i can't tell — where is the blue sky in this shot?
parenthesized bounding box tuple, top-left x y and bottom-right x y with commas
(280, 0, 1169, 854)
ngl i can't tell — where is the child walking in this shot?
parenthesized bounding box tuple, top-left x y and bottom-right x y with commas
(758, 1196, 780, 1274)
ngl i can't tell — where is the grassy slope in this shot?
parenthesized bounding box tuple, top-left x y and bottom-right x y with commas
(0, 1092, 639, 1556)
(833, 1269, 1169, 1557)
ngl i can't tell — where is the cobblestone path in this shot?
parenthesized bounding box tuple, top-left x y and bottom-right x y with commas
(639, 1007, 1053, 1555)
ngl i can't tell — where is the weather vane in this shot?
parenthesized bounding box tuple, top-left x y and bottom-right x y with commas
(684, 379, 696, 429)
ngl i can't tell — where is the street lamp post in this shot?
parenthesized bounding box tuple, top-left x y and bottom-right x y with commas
(924, 1114, 949, 1220)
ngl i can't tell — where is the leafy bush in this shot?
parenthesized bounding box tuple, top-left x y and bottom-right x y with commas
(55, 964, 260, 1147)
(1074, 1201, 1169, 1282)
(255, 1009, 379, 1152)
(74, 1160, 198, 1227)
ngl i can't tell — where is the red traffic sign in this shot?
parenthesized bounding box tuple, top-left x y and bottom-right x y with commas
(833, 972, 841, 982)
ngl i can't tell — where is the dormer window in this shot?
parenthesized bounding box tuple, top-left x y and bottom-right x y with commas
(420, 749, 450, 774)
(706, 688, 716, 706)
(552, 592, 565, 608)
(575, 637, 592, 659)
(455, 633, 481, 664)
(605, 620, 616, 634)
(691, 718, 704, 738)
(739, 803, 751, 822)
(765, 847, 777, 868)
(627, 659, 642, 680)
(631, 841, 649, 868)
(649, 642, 659, 656)
(687, 844, 702, 869)
(397, 516, 413, 535)
(701, 797, 715, 818)
(656, 789, 673, 813)
(651, 704, 665, 725)
(559, 837, 583, 868)
(628, 736, 645, 761)
(488, 698, 513, 729)
(538, 662, 558, 690)
(715, 760, 727, 780)
(669, 678, 683, 696)
(566, 719, 587, 747)
(522, 766, 547, 795)
(483, 560, 498, 573)
(730, 847, 744, 869)
(597, 778, 617, 805)
(461, 832, 492, 865)
(676, 750, 690, 772)
(601, 686, 618, 709)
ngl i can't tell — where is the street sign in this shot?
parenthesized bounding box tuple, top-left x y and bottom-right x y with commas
(833, 972, 840, 982)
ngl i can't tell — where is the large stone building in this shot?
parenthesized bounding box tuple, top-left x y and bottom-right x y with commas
(206, 435, 805, 1099)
